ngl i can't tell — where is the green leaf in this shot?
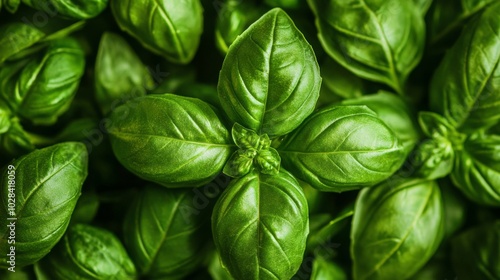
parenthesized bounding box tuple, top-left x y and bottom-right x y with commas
(212, 170, 309, 280)
(310, 257, 348, 280)
(95, 32, 154, 115)
(0, 22, 45, 64)
(0, 100, 11, 134)
(255, 148, 280, 175)
(22, 0, 108, 19)
(451, 134, 500, 206)
(411, 137, 454, 180)
(0, 37, 85, 125)
(308, 0, 425, 94)
(215, 0, 262, 54)
(451, 221, 500, 279)
(0, 142, 88, 268)
(279, 105, 405, 192)
(108, 94, 233, 187)
(0, 118, 35, 158)
(418, 111, 458, 139)
(430, 2, 500, 132)
(351, 178, 444, 280)
(223, 149, 255, 178)
(427, 0, 497, 46)
(218, 8, 321, 138)
(35, 224, 136, 279)
(123, 185, 210, 279)
(340, 91, 420, 154)
(111, 0, 203, 64)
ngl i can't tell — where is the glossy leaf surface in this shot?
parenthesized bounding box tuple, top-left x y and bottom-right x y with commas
(0, 37, 85, 125)
(351, 178, 444, 280)
(218, 8, 321, 137)
(430, 2, 500, 132)
(108, 94, 233, 187)
(451, 134, 500, 206)
(123, 185, 210, 279)
(279, 105, 405, 192)
(95, 32, 154, 115)
(22, 0, 108, 19)
(111, 0, 203, 64)
(212, 170, 309, 280)
(36, 223, 136, 279)
(308, 0, 425, 94)
(0, 142, 88, 268)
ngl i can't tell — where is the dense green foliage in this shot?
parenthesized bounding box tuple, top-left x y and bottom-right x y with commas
(0, 0, 499, 279)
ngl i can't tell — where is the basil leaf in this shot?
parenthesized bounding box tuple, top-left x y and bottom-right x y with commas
(208, 250, 234, 280)
(218, 8, 321, 138)
(279, 105, 405, 192)
(427, 0, 497, 46)
(0, 100, 11, 134)
(451, 221, 500, 279)
(212, 170, 309, 280)
(430, 2, 500, 132)
(308, 0, 425, 94)
(311, 257, 347, 280)
(451, 134, 500, 206)
(0, 37, 85, 125)
(0, 142, 88, 268)
(340, 91, 420, 154)
(0, 22, 45, 64)
(95, 32, 154, 115)
(215, 0, 262, 54)
(108, 94, 233, 187)
(22, 0, 108, 19)
(111, 0, 203, 64)
(351, 178, 444, 280)
(0, 118, 35, 158)
(123, 185, 210, 279)
(35, 224, 136, 279)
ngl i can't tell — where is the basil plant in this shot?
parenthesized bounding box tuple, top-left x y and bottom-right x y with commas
(108, 8, 406, 279)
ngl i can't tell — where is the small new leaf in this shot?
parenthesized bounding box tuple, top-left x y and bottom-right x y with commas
(223, 150, 255, 178)
(255, 148, 280, 175)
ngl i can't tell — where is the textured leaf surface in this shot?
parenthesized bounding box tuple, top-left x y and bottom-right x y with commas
(427, 0, 497, 45)
(0, 37, 85, 125)
(95, 32, 153, 115)
(0, 22, 44, 64)
(279, 105, 405, 192)
(36, 224, 136, 279)
(218, 8, 321, 137)
(340, 91, 420, 153)
(23, 0, 108, 19)
(451, 134, 500, 206)
(111, 0, 203, 64)
(212, 170, 309, 280)
(308, 0, 425, 93)
(123, 185, 209, 279)
(430, 2, 500, 132)
(351, 178, 444, 280)
(108, 94, 233, 187)
(0, 142, 88, 268)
